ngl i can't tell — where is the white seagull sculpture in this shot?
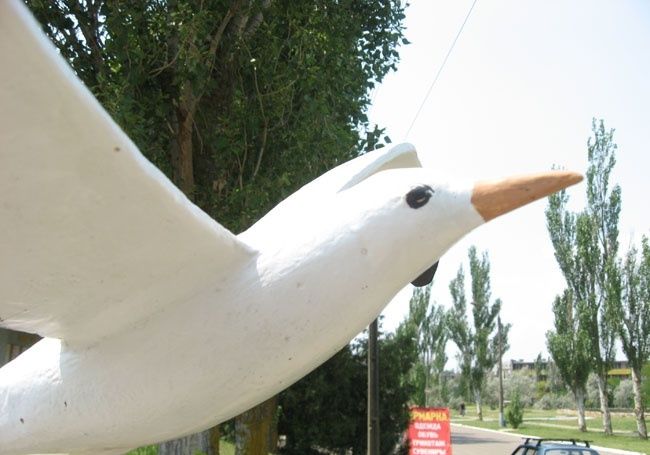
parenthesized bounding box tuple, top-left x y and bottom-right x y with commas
(0, 1, 582, 454)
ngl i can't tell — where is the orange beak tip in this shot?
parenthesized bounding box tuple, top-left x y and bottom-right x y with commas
(472, 171, 584, 222)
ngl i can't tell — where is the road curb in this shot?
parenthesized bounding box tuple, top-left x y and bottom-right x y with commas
(450, 422, 646, 455)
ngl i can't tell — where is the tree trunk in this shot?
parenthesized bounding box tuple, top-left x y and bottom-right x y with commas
(575, 387, 587, 432)
(475, 390, 483, 421)
(170, 83, 196, 197)
(267, 408, 279, 455)
(631, 367, 648, 439)
(159, 427, 220, 455)
(235, 396, 278, 454)
(595, 373, 613, 435)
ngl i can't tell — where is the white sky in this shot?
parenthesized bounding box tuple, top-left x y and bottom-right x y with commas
(371, 0, 650, 368)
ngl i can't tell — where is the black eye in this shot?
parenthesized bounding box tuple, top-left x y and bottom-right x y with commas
(406, 185, 434, 209)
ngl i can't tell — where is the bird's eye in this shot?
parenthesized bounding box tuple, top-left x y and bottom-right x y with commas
(405, 185, 434, 209)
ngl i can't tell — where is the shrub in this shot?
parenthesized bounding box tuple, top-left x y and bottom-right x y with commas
(613, 379, 634, 408)
(506, 393, 524, 429)
(485, 370, 536, 409)
(533, 393, 575, 410)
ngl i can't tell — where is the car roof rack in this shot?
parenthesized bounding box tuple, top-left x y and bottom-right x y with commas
(521, 437, 591, 448)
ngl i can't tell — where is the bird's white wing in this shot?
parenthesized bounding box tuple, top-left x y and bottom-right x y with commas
(0, 0, 256, 345)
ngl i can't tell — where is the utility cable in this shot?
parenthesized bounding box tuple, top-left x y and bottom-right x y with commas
(404, 0, 479, 139)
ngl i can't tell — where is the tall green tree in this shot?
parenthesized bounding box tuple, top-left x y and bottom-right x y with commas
(277, 322, 417, 455)
(546, 290, 591, 432)
(615, 237, 650, 439)
(27, 0, 405, 232)
(545, 119, 621, 435)
(277, 343, 364, 454)
(447, 267, 472, 404)
(25, 1, 407, 453)
(447, 247, 510, 420)
(407, 284, 448, 407)
(533, 353, 546, 384)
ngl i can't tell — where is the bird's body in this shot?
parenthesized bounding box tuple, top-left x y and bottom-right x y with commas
(1, 150, 483, 453)
(0, 1, 582, 453)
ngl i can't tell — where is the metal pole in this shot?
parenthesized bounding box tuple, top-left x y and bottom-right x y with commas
(498, 316, 505, 427)
(368, 319, 380, 455)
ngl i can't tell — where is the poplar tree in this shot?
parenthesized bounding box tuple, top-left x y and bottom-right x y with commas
(447, 247, 510, 420)
(616, 237, 650, 439)
(546, 290, 591, 432)
(447, 268, 472, 404)
(546, 119, 621, 435)
(408, 285, 448, 406)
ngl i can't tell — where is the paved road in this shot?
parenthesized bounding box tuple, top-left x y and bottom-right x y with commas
(450, 424, 631, 455)
(451, 424, 519, 454)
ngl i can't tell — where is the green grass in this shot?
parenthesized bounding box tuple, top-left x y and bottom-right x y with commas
(126, 410, 648, 455)
(452, 408, 650, 454)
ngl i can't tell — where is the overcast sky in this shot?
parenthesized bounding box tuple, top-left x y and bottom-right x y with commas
(370, 0, 650, 367)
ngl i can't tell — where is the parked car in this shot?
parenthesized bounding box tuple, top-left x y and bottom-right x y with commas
(511, 437, 601, 454)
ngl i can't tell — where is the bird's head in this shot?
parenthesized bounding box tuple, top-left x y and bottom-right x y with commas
(241, 144, 581, 293)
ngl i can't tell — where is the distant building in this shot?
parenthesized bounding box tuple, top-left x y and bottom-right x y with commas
(510, 359, 542, 372)
(506, 358, 631, 380)
(608, 360, 632, 379)
(503, 359, 548, 381)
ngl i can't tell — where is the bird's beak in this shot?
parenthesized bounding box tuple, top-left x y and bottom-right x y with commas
(471, 171, 583, 222)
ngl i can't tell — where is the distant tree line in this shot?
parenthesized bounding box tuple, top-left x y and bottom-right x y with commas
(399, 120, 649, 443)
(402, 247, 511, 422)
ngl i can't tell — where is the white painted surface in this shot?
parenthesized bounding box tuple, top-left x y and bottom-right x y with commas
(0, 0, 255, 346)
(0, 2, 572, 454)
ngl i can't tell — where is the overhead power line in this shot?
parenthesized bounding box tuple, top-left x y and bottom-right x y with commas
(404, 0, 479, 139)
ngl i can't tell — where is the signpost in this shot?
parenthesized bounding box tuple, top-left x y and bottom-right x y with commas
(407, 407, 452, 455)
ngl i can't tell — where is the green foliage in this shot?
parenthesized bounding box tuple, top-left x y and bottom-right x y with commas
(546, 360, 570, 395)
(277, 345, 363, 454)
(533, 393, 575, 410)
(406, 284, 448, 407)
(484, 370, 536, 409)
(126, 446, 158, 455)
(447, 267, 472, 401)
(534, 353, 546, 382)
(546, 121, 621, 373)
(26, 0, 407, 232)
(505, 393, 524, 429)
(504, 371, 536, 407)
(618, 237, 650, 375)
(545, 289, 591, 399)
(643, 363, 650, 407)
(277, 322, 417, 454)
(447, 247, 510, 419)
(546, 119, 623, 434)
(586, 372, 615, 408)
(613, 379, 635, 408)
